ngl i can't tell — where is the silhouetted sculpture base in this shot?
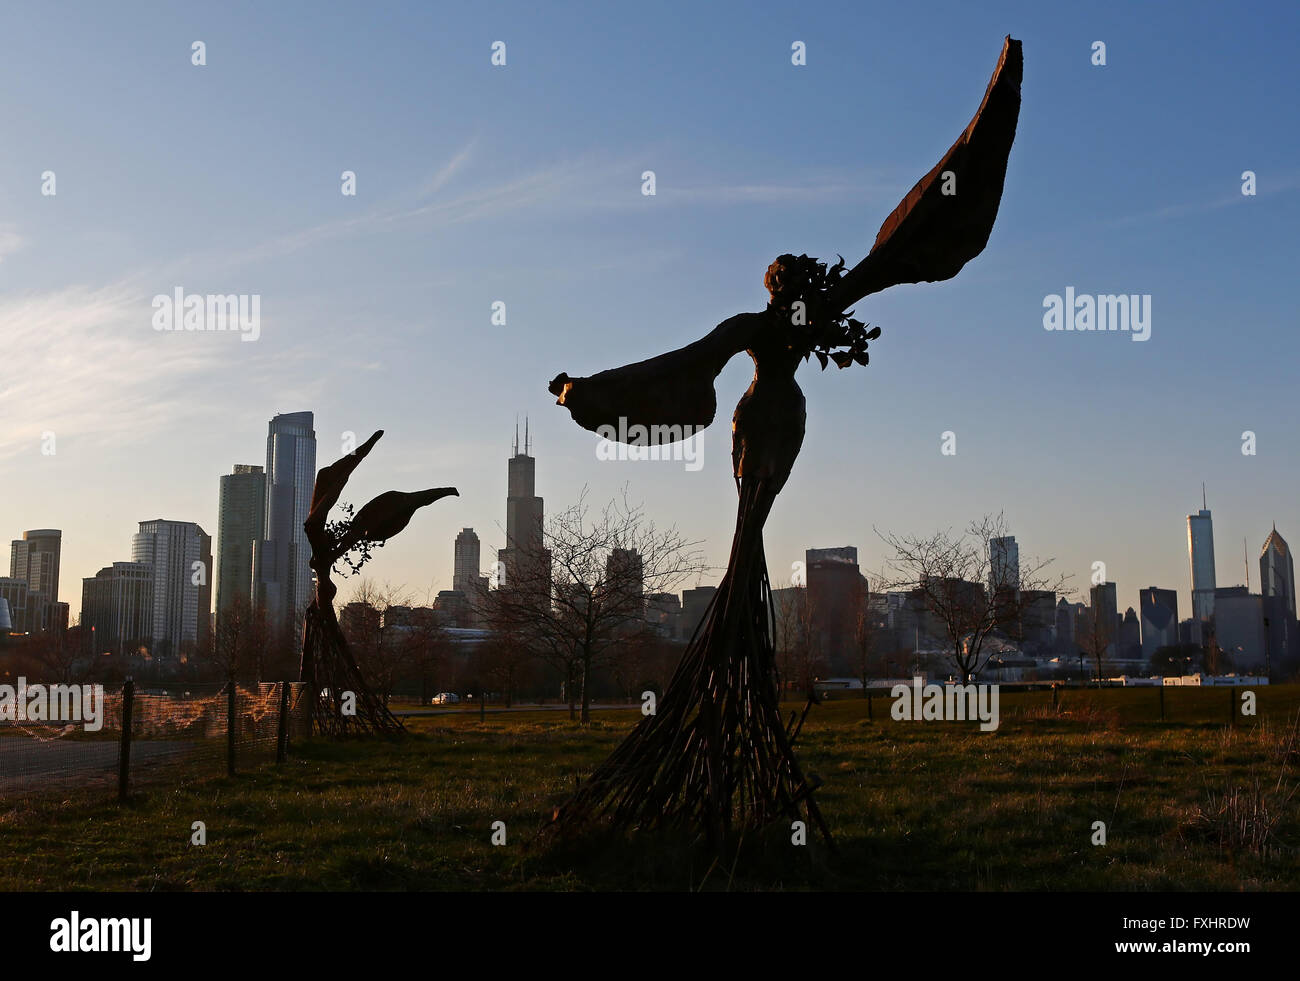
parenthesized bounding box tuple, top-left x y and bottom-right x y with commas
(301, 585, 405, 739)
(551, 483, 832, 845)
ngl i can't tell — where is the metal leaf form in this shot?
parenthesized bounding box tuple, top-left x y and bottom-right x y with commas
(823, 36, 1023, 312)
(307, 429, 384, 528)
(329, 488, 460, 561)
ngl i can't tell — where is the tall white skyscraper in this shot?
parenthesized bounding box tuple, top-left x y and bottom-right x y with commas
(1188, 487, 1217, 622)
(256, 412, 317, 635)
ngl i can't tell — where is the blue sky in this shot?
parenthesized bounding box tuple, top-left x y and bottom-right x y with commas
(2, 0, 1297, 621)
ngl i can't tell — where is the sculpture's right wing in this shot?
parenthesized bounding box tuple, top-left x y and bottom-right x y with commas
(822, 36, 1023, 315)
(548, 312, 764, 442)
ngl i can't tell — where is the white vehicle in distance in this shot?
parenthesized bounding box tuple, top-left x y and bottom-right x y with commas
(431, 692, 460, 705)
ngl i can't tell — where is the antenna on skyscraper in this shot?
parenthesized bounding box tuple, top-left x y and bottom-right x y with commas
(525, 416, 530, 456)
(513, 416, 519, 456)
(1244, 538, 1249, 590)
(1202, 482, 1207, 511)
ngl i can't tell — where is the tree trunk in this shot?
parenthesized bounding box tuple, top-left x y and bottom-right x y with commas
(580, 652, 592, 724)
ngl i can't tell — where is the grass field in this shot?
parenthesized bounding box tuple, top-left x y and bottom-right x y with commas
(3, 685, 1298, 891)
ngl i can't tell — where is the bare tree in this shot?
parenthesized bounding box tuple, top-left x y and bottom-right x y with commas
(879, 512, 1069, 684)
(402, 593, 453, 705)
(1075, 606, 1112, 684)
(23, 621, 81, 684)
(606, 624, 665, 704)
(474, 624, 536, 707)
(212, 594, 271, 683)
(479, 489, 705, 722)
(853, 602, 885, 691)
(341, 579, 427, 705)
(772, 583, 825, 699)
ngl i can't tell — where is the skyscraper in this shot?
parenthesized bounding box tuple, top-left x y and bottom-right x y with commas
(606, 547, 646, 628)
(1259, 525, 1295, 620)
(1139, 587, 1179, 660)
(1017, 589, 1057, 651)
(989, 535, 1019, 593)
(256, 411, 317, 635)
(1118, 607, 1142, 659)
(681, 586, 718, 641)
(498, 420, 547, 590)
(81, 562, 153, 657)
(132, 519, 209, 657)
(1089, 580, 1119, 659)
(1054, 597, 1075, 653)
(9, 529, 62, 632)
(806, 546, 868, 675)
(1259, 526, 1296, 677)
(198, 529, 213, 654)
(454, 528, 481, 593)
(1188, 488, 1217, 621)
(0, 577, 30, 634)
(217, 464, 266, 623)
(1214, 586, 1266, 673)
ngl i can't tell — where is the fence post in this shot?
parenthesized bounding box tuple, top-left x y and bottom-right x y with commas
(1159, 683, 1165, 722)
(276, 682, 289, 764)
(867, 688, 873, 721)
(118, 677, 135, 803)
(1228, 685, 1236, 727)
(1052, 683, 1059, 710)
(226, 681, 237, 776)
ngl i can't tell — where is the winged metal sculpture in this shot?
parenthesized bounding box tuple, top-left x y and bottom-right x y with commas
(546, 37, 1023, 845)
(300, 429, 458, 736)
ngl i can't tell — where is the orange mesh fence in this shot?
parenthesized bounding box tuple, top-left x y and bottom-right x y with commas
(0, 681, 310, 803)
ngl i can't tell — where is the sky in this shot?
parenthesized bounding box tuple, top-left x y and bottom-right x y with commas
(2, 0, 1297, 623)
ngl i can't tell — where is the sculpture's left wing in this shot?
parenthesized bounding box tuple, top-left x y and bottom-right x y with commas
(548, 312, 763, 442)
(822, 36, 1023, 315)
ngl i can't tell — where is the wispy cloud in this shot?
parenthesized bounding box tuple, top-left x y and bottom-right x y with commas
(206, 150, 890, 273)
(0, 284, 204, 462)
(419, 138, 477, 198)
(663, 173, 894, 207)
(1103, 172, 1300, 228)
(0, 224, 24, 263)
(0, 147, 896, 465)
(0, 283, 331, 465)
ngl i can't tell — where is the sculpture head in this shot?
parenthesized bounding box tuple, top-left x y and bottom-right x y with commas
(763, 252, 880, 371)
(764, 253, 822, 311)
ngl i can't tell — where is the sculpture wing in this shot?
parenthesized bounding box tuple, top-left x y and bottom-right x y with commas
(548, 312, 764, 442)
(307, 429, 384, 529)
(822, 36, 1023, 314)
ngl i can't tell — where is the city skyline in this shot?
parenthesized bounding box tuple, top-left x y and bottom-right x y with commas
(7, 417, 1296, 642)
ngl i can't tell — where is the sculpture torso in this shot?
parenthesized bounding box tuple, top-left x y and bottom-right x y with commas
(730, 311, 807, 495)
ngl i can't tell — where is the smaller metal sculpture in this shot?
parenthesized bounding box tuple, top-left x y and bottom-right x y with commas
(299, 429, 458, 736)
